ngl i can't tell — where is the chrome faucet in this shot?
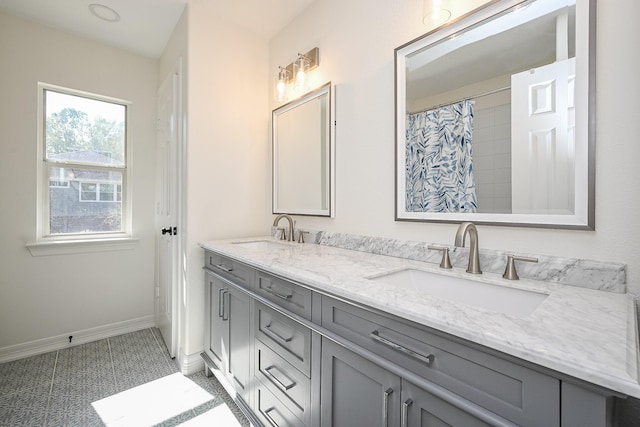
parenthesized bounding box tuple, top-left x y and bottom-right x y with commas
(272, 214, 295, 242)
(454, 222, 482, 274)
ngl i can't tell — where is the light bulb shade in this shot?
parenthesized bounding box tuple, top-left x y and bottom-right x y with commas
(275, 67, 291, 102)
(423, 0, 452, 27)
(293, 55, 310, 94)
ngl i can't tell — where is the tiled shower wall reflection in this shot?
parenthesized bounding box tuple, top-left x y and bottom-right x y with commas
(473, 101, 512, 213)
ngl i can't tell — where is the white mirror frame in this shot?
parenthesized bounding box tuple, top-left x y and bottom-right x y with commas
(395, 0, 596, 229)
(273, 82, 335, 217)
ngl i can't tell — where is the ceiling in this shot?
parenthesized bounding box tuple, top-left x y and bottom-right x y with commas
(0, 0, 316, 58)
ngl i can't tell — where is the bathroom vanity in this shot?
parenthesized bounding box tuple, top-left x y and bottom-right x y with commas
(200, 236, 639, 427)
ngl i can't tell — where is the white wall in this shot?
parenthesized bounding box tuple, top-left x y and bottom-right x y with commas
(178, 2, 270, 365)
(0, 12, 158, 351)
(269, 0, 640, 293)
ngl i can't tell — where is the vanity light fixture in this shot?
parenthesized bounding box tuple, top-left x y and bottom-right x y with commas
(276, 66, 291, 102)
(89, 3, 121, 22)
(423, 0, 451, 26)
(293, 53, 311, 93)
(275, 47, 320, 102)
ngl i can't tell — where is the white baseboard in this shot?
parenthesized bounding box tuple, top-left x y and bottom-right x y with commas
(0, 315, 155, 364)
(177, 348, 205, 376)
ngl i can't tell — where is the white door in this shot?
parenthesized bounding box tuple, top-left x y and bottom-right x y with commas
(511, 57, 575, 215)
(155, 66, 180, 358)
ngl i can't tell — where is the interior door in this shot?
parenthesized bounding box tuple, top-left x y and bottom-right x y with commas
(511, 57, 576, 215)
(155, 67, 180, 358)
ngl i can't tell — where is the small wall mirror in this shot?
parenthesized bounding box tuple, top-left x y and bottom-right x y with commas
(273, 83, 334, 217)
(395, 0, 595, 229)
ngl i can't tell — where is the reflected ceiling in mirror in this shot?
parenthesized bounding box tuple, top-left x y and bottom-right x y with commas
(395, 0, 595, 229)
(273, 83, 334, 217)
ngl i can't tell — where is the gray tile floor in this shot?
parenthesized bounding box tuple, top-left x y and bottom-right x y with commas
(0, 328, 249, 427)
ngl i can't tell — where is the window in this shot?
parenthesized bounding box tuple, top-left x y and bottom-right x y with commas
(49, 180, 69, 188)
(77, 181, 122, 202)
(37, 84, 131, 239)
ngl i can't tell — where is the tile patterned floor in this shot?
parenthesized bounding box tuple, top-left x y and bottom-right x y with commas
(0, 328, 249, 427)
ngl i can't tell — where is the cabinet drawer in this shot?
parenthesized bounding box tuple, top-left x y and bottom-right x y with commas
(255, 273, 312, 320)
(255, 340, 311, 426)
(255, 385, 305, 427)
(256, 302, 311, 377)
(204, 251, 255, 289)
(321, 296, 559, 426)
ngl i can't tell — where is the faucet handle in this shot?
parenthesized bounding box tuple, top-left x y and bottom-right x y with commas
(503, 254, 538, 280)
(277, 227, 287, 241)
(427, 245, 452, 269)
(297, 230, 309, 243)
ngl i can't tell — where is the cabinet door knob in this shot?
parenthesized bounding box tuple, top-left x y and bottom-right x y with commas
(402, 399, 413, 427)
(221, 290, 229, 321)
(218, 288, 226, 318)
(383, 388, 393, 427)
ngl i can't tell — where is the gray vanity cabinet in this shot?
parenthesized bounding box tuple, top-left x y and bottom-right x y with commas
(321, 337, 402, 427)
(401, 380, 492, 427)
(204, 270, 252, 403)
(202, 249, 618, 427)
(205, 270, 225, 369)
(321, 296, 560, 427)
(320, 337, 494, 427)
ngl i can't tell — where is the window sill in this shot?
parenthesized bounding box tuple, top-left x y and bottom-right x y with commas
(26, 236, 139, 256)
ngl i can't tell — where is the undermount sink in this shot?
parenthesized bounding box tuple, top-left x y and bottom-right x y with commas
(370, 269, 547, 317)
(231, 240, 292, 250)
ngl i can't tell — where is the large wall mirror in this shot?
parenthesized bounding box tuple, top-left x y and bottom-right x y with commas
(273, 82, 335, 217)
(395, 0, 595, 229)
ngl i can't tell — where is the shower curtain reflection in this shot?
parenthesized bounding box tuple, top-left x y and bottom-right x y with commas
(405, 100, 477, 213)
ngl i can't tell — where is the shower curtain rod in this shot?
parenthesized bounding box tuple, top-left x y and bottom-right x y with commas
(409, 85, 511, 115)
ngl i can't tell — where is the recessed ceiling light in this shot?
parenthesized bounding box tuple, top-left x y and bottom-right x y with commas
(89, 4, 120, 23)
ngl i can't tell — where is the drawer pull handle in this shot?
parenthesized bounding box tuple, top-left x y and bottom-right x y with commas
(383, 388, 393, 427)
(215, 264, 233, 272)
(265, 286, 293, 301)
(370, 330, 434, 365)
(401, 398, 413, 427)
(265, 365, 296, 391)
(264, 323, 293, 343)
(264, 407, 281, 427)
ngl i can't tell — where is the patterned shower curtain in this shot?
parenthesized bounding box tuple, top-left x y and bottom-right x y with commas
(405, 100, 477, 213)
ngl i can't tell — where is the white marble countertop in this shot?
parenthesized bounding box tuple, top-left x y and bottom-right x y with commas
(200, 236, 640, 398)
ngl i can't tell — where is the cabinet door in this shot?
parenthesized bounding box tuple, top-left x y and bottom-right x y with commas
(227, 287, 251, 401)
(402, 380, 492, 427)
(206, 272, 227, 369)
(321, 338, 401, 427)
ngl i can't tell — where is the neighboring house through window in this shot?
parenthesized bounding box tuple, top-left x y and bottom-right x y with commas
(38, 83, 131, 238)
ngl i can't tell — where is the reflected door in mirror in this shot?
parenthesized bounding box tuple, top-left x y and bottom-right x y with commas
(395, 0, 595, 229)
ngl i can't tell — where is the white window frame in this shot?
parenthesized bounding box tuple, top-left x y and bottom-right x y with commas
(27, 83, 137, 256)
